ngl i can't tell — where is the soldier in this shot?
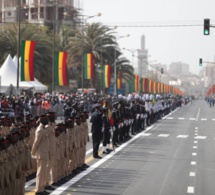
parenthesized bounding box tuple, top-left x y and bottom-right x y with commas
(80, 112, 90, 168)
(111, 101, 120, 147)
(145, 94, 151, 126)
(51, 124, 62, 185)
(118, 98, 126, 142)
(66, 117, 75, 175)
(90, 103, 103, 159)
(45, 112, 56, 190)
(63, 102, 72, 120)
(101, 107, 112, 154)
(31, 115, 50, 195)
(0, 136, 10, 195)
(71, 102, 78, 118)
(140, 96, 146, 130)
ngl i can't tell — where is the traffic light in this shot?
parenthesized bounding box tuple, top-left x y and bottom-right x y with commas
(204, 18, 210, 35)
(161, 68, 164, 74)
(199, 58, 203, 66)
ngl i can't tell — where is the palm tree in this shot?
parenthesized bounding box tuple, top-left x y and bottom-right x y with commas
(0, 23, 54, 87)
(65, 22, 134, 92)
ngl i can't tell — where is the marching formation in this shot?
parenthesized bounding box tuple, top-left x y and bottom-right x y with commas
(0, 92, 188, 195)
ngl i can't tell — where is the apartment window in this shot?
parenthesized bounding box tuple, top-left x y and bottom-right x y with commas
(30, 7, 38, 20)
(40, 7, 44, 19)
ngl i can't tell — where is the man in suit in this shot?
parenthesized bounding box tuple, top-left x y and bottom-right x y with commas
(31, 115, 50, 195)
(90, 103, 103, 159)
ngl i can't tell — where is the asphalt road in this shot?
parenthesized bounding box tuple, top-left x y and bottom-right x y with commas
(25, 99, 215, 195)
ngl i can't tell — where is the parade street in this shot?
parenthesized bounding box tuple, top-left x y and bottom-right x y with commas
(25, 99, 215, 195)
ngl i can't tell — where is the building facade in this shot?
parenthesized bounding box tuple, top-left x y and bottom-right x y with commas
(0, 0, 80, 29)
(169, 61, 190, 77)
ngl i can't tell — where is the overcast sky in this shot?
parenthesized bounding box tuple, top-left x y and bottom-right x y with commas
(80, 0, 215, 75)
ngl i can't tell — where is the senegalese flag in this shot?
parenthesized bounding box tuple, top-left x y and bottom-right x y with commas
(140, 78, 143, 93)
(157, 83, 161, 94)
(21, 40, 36, 81)
(149, 79, 153, 93)
(153, 82, 157, 94)
(117, 71, 122, 89)
(134, 75, 139, 92)
(161, 83, 164, 93)
(84, 53, 94, 79)
(143, 78, 148, 93)
(102, 65, 111, 88)
(54, 51, 68, 86)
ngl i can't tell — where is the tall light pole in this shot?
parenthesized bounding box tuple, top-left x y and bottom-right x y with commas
(114, 34, 130, 95)
(49, 0, 60, 93)
(79, 13, 101, 92)
(16, 0, 21, 95)
(123, 48, 139, 67)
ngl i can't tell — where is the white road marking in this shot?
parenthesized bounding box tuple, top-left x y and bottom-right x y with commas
(177, 135, 188, 138)
(195, 127, 198, 130)
(140, 133, 152, 136)
(189, 172, 196, 177)
(189, 118, 196, 120)
(158, 134, 170, 137)
(166, 117, 173, 119)
(194, 133, 198, 136)
(212, 119, 215, 121)
(201, 118, 207, 121)
(191, 161, 196, 165)
(195, 130, 198, 133)
(194, 141, 198, 144)
(195, 136, 207, 140)
(178, 117, 185, 120)
(187, 186, 194, 193)
(193, 146, 197, 149)
(192, 153, 197, 156)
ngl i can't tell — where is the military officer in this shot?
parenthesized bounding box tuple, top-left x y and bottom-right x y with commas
(31, 115, 50, 195)
(101, 107, 111, 154)
(90, 103, 103, 159)
(45, 112, 56, 190)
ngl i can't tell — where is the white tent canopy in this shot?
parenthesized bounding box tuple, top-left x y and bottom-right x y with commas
(13, 56, 48, 91)
(0, 54, 48, 93)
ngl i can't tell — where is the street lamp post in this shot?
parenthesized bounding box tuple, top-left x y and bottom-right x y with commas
(16, 0, 21, 95)
(123, 48, 139, 67)
(78, 13, 101, 92)
(48, 0, 60, 93)
(114, 34, 129, 95)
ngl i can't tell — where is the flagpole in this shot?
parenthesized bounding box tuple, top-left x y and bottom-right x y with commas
(17, 0, 21, 95)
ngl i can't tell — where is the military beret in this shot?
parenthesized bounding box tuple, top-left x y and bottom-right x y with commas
(39, 114, 47, 118)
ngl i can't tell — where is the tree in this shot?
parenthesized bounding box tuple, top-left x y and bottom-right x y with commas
(0, 24, 54, 87)
(65, 22, 134, 90)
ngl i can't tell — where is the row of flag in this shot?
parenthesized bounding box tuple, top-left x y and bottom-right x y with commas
(21, 42, 115, 88)
(20, 40, 182, 95)
(21, 40, 68, 86)
(129, 76, 183, 95)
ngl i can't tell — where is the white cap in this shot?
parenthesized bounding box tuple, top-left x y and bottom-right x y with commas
(145, 94, 149, 100)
